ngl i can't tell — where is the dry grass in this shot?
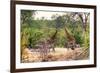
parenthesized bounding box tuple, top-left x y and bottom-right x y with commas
(21, 48, 89, 63)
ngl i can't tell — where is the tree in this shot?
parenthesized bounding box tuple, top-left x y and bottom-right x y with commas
(53, 15, 68, 29)
(71, 12, 90, 32)
(21, 10, 36, 26)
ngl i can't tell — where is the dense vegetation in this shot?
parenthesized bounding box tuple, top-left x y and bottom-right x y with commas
(21, 10, 90, 56)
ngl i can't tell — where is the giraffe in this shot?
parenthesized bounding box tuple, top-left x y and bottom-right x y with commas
(46, 29, 57, 52)
(33, 30, 57, 61)
(64, 27, 76, 50)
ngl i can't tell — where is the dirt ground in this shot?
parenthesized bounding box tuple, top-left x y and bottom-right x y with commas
(21, 47, 89, 63)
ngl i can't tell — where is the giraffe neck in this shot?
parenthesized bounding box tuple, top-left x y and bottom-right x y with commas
(64, 28, 75, 41)
(50, 29, 57, 41)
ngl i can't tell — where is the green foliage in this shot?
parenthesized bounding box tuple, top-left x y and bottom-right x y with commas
(72, 24, 84, 46)
(83, 24, 90, 48)
(55, 29, 66, 47)
(21, 27, 44, 49)
(21, 10, 36, 27)
(20, 10, 90, 50)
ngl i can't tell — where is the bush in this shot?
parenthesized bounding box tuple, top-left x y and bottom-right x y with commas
(21, 27, 44, 49)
